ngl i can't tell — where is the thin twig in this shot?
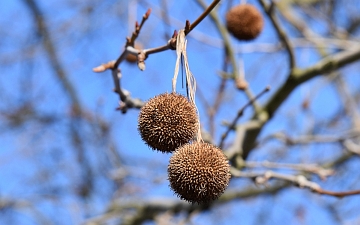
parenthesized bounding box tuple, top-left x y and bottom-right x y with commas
(144, 38, 176, 56)
(258, 0, 295, 69)
(93, 9, 152, 112)
(0, 197, 52, 225)
(24, 0, 81, 107)
(219, 86, 270, 148)
(131, 2, 359, 52)
(129, 9, 152, 46)
(84, 183, 286, 225)
(241, 45, 360, 159)
(334, 75, 360, 128)
(343, 139, 360, 155)
(316, 189, 360, 197)
(93, 60, 116, 73)
(259, 129, 360, 146)
(243, 161, 334, 180)
(231, 169, 360, 198)
(209, 53, 228, 137)
(185, 0, 221, 35)
(195, 0, 264, 117)
(111, 70, 144, 113)
(92, 0, 222, 112)
(195, 0, 239, 80)
(93, 41, 177, 73)
(114, 9, 152, 69)
(224, 120, 263, 167)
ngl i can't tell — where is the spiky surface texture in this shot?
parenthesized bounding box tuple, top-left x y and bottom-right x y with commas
(138, 93, 198, 153)
(168, 142, 231, 204)
(226, 4, 264, 41)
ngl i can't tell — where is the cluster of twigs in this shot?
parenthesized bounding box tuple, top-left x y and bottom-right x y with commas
(88, 0, 360, 223)
(92, 0, 360, 198)
(93, 1, 220, 113)
(231, 168, 360, 198)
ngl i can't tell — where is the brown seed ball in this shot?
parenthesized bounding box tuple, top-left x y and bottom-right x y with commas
(138, 93, 198, 153)
(226, 4, 264, 41)
(168, 142, 231, 204)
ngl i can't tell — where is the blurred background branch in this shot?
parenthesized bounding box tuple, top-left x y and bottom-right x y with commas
(1, 0, 360, 224)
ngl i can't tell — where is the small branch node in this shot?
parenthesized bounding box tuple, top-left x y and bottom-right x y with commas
(235, 77, 249, 90)
(185, 20, 191, 34)
(138, 52, 146, 71)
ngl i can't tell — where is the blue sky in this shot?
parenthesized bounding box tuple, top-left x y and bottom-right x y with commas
(1, 0, 360, 224)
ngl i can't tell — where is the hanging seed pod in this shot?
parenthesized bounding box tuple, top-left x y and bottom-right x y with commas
(226, 4, 264, 41)
(168, 142, 231, 204)
(138, 93, 198, 153)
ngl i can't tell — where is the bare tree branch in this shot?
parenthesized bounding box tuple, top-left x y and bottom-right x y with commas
(258, 0, 296, 69)
(259, 129, 360, 146)
(84, 183, 286, 225)
(293, 46, 360, 83)
(93, 0, 222, 113)
(242, 46, 360, 159)
(23, 0, 95, 199)
(185, 0, 221, 35)
(0, 198, 53, 225)
(231, 169, 360, 198)
(195, 0, 239, 80)
(23, 0, 81, 109)
(219, 86, 270, 149)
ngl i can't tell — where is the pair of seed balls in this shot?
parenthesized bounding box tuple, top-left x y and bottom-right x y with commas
(226, 4, 264, 41)
(138, 93, 231, 204)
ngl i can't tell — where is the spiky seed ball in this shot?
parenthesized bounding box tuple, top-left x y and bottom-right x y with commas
(168, 142, 231, 204)
(138, 93, 198, 153)
(226, 4, 264, 41)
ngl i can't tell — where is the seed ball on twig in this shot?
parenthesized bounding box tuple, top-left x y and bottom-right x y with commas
(138, 93, 198, 153)
(168, 142, 231, 204)
(226, 4, 264, 41)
